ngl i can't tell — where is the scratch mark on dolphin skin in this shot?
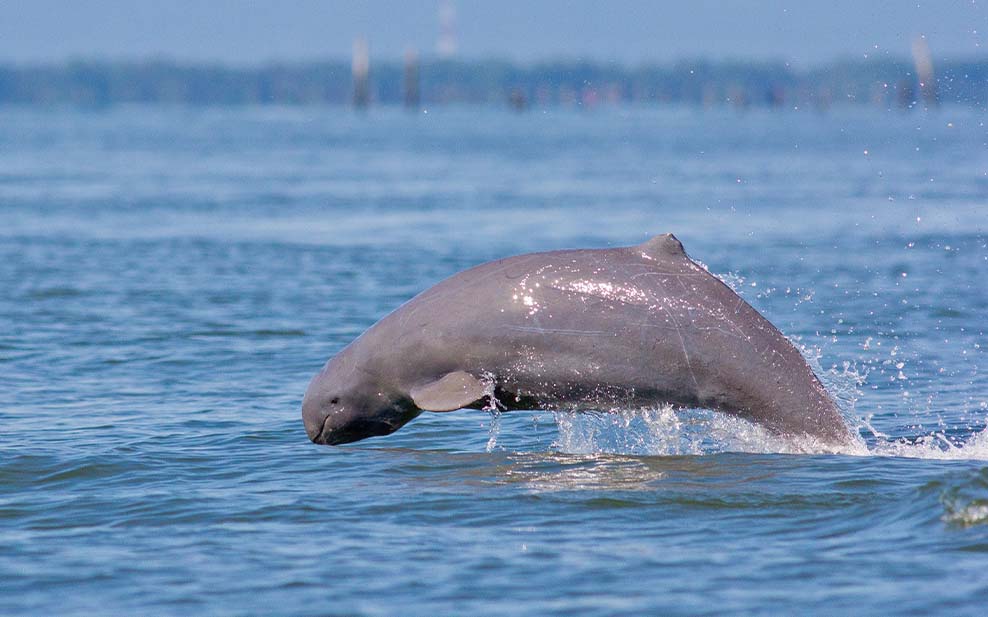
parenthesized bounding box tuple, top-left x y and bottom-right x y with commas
(651, 279, 700, 390)
(635, 322, 679, 332)
(694, 324, 746, 339)
(673, 323, 700, 390)
(506, 326, 608, 336)
(629, 271, 704, 281)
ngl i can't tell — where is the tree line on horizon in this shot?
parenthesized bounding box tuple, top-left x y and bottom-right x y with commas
(0, 58, 985, 109)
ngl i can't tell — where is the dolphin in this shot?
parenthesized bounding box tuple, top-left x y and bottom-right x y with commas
(302, 234, 855, 449)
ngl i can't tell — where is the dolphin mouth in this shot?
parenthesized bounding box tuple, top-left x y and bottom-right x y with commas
(309, 416, 328, 444)
(312, 416, 396, 446)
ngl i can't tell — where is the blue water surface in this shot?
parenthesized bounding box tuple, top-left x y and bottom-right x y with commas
(2, 105, 988, 615)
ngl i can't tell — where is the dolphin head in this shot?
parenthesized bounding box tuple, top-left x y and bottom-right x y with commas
(302, 354, 419, 446)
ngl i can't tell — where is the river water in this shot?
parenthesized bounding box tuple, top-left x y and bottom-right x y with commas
(2, 105, 987, 615)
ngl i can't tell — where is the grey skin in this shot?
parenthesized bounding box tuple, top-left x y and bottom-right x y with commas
(302, 234, 855, 448)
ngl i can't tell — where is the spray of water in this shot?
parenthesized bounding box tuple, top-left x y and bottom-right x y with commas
(478, 335, 988, 459)
(543, 405, 988, 460)
(549, 405, 860, 457)
(535, 347, 988, 461)
(495, 338, 988, 460)
(481, 270, 988, 461)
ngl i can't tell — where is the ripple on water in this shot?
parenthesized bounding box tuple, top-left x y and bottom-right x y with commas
(940, 468, 988, 528)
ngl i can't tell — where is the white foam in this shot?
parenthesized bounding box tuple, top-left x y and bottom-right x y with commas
(941, 501, 988, 527)
(866, 427, 988, 460)
(551, 405, 855, 456)
(478, 288, 988, 460)
(545, 406, 988, 460)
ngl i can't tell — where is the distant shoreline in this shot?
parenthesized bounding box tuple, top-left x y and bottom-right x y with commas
(1, 57, 984, 108)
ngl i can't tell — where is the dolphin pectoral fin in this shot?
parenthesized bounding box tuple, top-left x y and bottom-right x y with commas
(410, 371, 487, 412)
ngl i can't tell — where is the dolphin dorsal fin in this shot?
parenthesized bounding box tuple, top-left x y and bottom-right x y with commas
(639, 233, 686, 259)
(410, 371, 487, 412)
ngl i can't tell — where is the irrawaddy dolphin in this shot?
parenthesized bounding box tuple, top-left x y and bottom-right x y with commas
(302, 234, 855, 449)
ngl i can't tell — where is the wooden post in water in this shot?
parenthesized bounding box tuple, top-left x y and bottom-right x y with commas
(403, 49, 420, 110)
(911, 35, 938, 109)
(352, 37, 370, 109)
(437, 0, 457, 59)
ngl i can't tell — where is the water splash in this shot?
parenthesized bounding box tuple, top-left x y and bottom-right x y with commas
(485, 411, 503, 452)
(869, 426, 988, 460)
(799, 342, 872, 438)
(481, 373, 505, 452)
(484, 335, 988, 460)
(554, 406, 696, 456)
(480, 267, 988, 461)
(552, 406, 836, 456)
(549, 406, 988, 460)
(796, 341, 988, 460)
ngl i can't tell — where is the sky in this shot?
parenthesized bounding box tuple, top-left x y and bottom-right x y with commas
(0, 0, 986, 66)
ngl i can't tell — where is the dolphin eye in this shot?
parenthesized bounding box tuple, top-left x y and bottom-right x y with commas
(330, 397, 339, 405)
